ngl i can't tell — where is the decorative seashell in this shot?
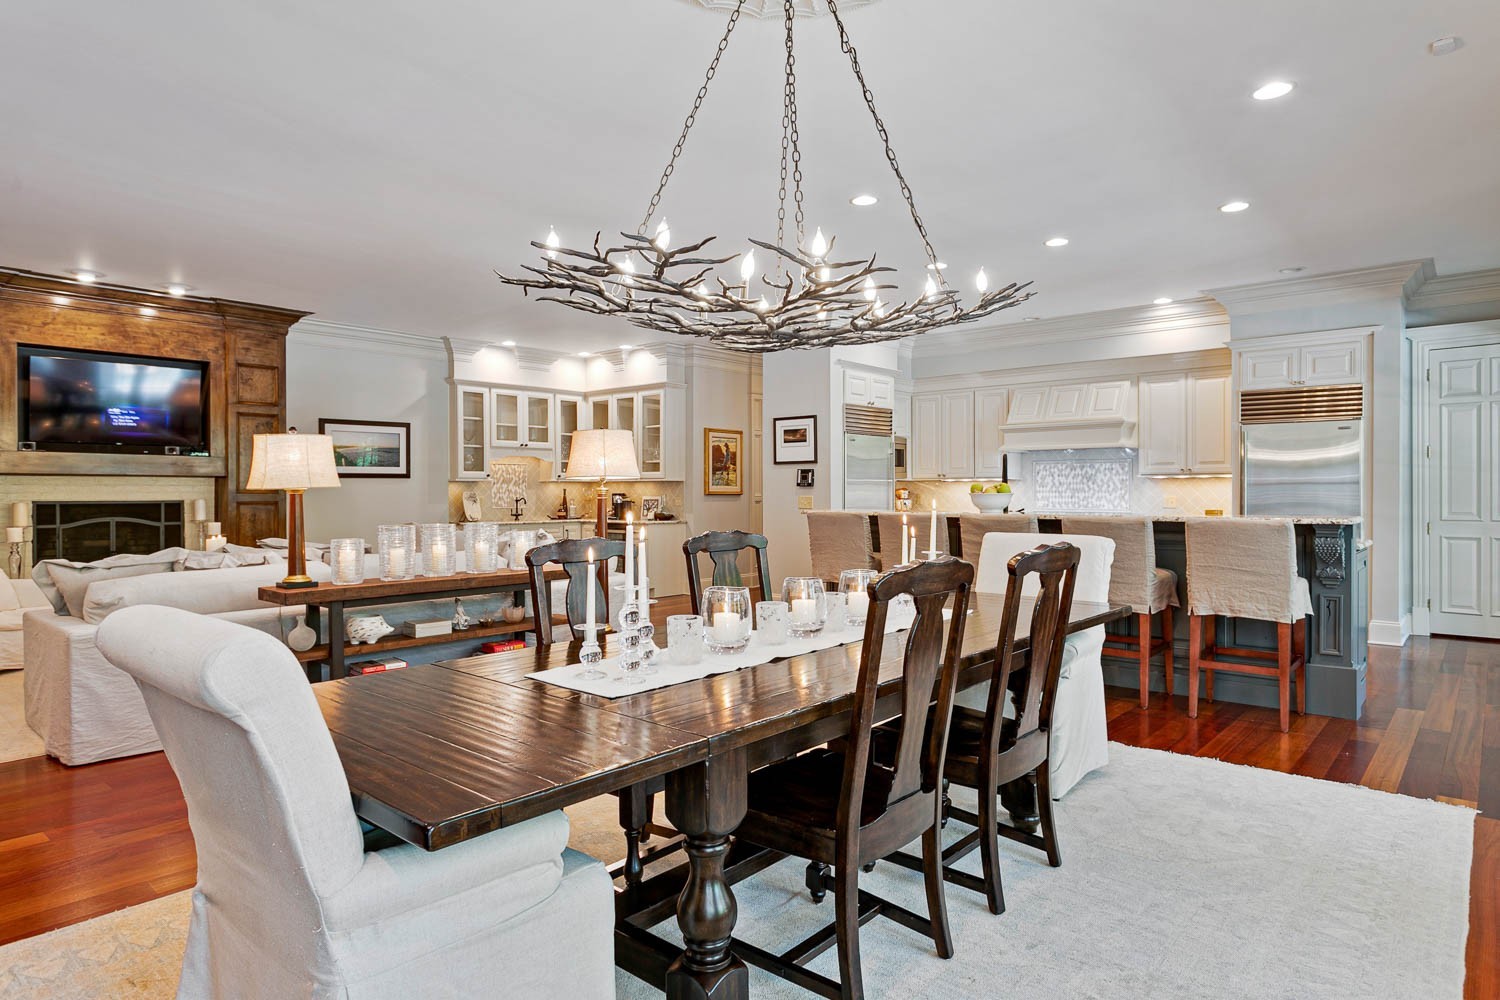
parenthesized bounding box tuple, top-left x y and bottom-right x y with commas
(346, 615, 394, 645)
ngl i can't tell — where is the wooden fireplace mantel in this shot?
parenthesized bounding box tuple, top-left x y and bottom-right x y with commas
(0, 268, 311, 546)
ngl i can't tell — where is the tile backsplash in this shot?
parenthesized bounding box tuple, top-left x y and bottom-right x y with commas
(448, 457, 684, 523)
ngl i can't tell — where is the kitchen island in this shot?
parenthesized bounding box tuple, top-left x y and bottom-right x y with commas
(827, 510, 1370, 720)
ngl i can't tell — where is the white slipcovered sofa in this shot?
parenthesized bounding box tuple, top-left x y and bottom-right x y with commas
(1, 574, 52, 673)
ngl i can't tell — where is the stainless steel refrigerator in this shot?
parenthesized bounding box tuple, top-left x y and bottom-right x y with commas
(843, 405, 895, 511)
(1241, 416, 1363, 519)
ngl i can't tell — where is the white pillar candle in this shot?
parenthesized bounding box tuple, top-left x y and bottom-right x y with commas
(388, 547, 408, 577)
(334, 549, 360, 584)
(929, 500, 938, 557)
(429, 540, 448, 573)
(206, 521, 221, 535)
(623, 512, 635, 603)
(790, 597, 817, 623)
(473, 539, 492, 571)
(711, 610, 741, 643)
(585, 547, 597, 635)
(638, 526, 648, 606)
(845, 591, 870, 620)
(206, 534, 227, 552)
(5, 527, 22, 544)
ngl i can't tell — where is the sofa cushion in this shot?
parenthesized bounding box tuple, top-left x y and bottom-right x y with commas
(0, 576, 17, 613)
(81, 560, 332, 625)
(33, 550, 186, 617)
(175, 548, 277, 572)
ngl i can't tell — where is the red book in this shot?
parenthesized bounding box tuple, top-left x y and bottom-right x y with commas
(350, 657, 408, 675)
(480, 639, 527, 654)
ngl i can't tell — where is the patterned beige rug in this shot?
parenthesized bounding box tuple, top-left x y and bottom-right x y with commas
(0, 670, 45, 764)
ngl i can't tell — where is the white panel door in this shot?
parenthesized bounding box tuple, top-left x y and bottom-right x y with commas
(940, 391, 974, 479)
(1238, 347, 1298, 390)
(1046, 384, 1088, 420)
(1085, 381, 1130, 419)
(1138, 375, 1187, 475)
(844, 371, 870, 405)
(1186, 373, 1233, 473)
(973, 387, 1008, 479)
(868, 375, 895, 408)
(1429, 344, 1500, 637)
(1301, 341, 1365, 386)
(910, 394, 943, 479)
(1007, 386, 1047, 423)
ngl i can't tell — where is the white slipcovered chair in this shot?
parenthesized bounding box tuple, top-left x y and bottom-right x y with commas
(970, 530, 1116, 799)
(95, 606, 615, 1000)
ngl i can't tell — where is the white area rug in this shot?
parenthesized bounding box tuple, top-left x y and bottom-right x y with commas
(0, 745, 1474, 999)
(0, 670, 44, 764)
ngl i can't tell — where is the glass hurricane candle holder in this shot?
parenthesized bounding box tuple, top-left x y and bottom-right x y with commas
(839, 569, 877, 627)
(420, 523, 456, 577)
(330, 537, 366, 586)
(465, 521, 500, 575)
(781, 577, 828, 638)
(378, 524, 416, 581)
(667, 615, 704, 666)
(754, 601, 789, 646)
(703, 586, 752, 654)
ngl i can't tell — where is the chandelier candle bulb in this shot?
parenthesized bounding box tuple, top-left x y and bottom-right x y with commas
(654, 219, 671, 250)
(976, 267, 989, 293)
(544, 227, 560, 259)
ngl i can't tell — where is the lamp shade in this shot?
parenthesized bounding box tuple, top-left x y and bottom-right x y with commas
(246, 433, 341, 491)
(566, 428, 640, 481)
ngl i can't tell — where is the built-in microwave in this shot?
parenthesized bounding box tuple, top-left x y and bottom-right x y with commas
(893, 436, 908, 479)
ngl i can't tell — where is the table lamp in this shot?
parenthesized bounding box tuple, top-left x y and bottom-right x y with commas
(246, 429, 340, 589)
(8, 502, 29, 580)
(565, 429, 640, 539)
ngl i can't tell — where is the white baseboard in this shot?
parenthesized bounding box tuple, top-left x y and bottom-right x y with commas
(1369, 617, 1410, 647)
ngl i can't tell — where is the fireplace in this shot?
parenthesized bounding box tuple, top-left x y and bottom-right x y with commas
(32, 501, 185, 563)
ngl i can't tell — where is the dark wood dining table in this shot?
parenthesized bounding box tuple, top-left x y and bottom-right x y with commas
(313, 592, 1127, 999)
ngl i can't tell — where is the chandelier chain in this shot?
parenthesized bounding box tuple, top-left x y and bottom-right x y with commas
(637, 0, 746, 236)
(824, 0, 946, 286)
(785, 0, 805, 251)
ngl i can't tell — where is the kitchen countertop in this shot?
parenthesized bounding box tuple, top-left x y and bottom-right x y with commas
(835, 509, 1363, 526)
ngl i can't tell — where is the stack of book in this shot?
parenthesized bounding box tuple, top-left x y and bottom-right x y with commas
(349, 657, 408, 675)
(402, 619, 453, 638)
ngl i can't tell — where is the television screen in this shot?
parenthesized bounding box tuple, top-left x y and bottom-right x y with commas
(19, 346, 208, 454)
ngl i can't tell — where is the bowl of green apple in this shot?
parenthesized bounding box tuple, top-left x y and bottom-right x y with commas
(969, 481, 1014, 511)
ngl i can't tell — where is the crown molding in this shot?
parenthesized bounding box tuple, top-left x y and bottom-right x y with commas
(911, 297, 1228, 362)
(914, 348, 1229, 394)
(1205, 260, 1433, 316)
(678, 342, 761, 376)
(1406, 267, 1500, 312)
(291, 319, 447, 359)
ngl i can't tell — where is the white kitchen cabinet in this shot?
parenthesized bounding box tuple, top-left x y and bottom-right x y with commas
(973, 387, 1008, 479)
(844, 370, 894, 408)
(1007, 386, 1047, 423)
(554, 394, 585, 479)
(589, 396, 613, 431)
(452, 383, 489, 480)
(940, 391, 974, 479)
(635, 388, 685, 480)
(910, 393, 943, 479)
(893, 388, 911, 439)
(613, 394, 637, 445)
(491, 389, 553, 452)
(1237, 337, 1366, 390)
(1237, 347, 1298, 391)
(1299, 342, 1364, 386)
(1139, 372, 1232, 475)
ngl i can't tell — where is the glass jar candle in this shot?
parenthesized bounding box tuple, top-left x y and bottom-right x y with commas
(420, 523, 456, 577)
(781, 577, 828, 638)
(465, 521, 500, 575)
(754, 601, 789, 646)
(378, 524, 416, 581)
(838, 569, 878, 627)
(330, 538, 365, 586)
(703, 586, 752, 654)
(667, 614, 705, 666)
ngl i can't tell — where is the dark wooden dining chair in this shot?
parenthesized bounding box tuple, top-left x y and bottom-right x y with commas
(731, 555, 974, 1000)
(524, 537, 625, 646)
(683, 529, 772, 612)
(880, 541, 1080, 916)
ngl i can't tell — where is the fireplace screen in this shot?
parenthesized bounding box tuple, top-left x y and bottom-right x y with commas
(32, 502, 185, 563)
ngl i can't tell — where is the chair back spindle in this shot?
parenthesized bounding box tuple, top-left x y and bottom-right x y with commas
(684, 530, 772, 614)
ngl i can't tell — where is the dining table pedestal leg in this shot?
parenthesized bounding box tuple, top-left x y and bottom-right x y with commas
(666, 748, 749, 1000)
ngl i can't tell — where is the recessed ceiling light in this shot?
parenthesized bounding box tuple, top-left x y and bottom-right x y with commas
(500, 339, 516, 347)
(1153, 297, 1174, 305)
(619, 343, 635, 350)
(1044, 237, 1070, 248)
(164, 283, 191, 297)
(51, 295, 70, 306)
(1252, 81, 1295, 101)
(1219, 200, 1251, 213)
(1023, 316, 1041, 322)
(850, 194, 878, 207)
(69, 269, 102, 283)
(577, 351, 592, 358)
(139, 307, 157, 316)
(1278, 266, 1307, 275)
(1429, 36, 1463, 57)
(925, 262, 948, 270)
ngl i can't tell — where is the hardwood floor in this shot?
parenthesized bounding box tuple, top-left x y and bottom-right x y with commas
(1, 618, 1495, 996)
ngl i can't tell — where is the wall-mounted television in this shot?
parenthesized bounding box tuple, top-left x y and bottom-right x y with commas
(18, 345, 209, 455)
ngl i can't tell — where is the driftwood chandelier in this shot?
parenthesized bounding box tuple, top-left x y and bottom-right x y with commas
(498, 0, 1034, 352)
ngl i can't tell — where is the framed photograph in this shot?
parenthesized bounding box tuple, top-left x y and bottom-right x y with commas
(773, 415, 818, 465)
(703, 428, 744, 496)
(318, 419, 411, 478)
(640, 496, 664, 520)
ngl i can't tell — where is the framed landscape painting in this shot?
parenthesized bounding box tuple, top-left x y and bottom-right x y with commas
(318, 418, 411, 478)
(773, 415, 817, 465)
(704, 427, 744, 495)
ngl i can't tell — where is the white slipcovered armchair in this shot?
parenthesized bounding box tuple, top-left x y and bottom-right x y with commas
(970, 531, 1116, 799)
(96, 606, 615, 1000)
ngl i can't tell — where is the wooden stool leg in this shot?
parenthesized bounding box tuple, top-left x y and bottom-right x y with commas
(1161, 604, 1175, 698)
(1294, 617, 1308, 716)
(1204, 615, 1217, 703)
(1137, 612, 1151, 709)
(1276, 621, 1292, 733)
(1187, 613, 1201, 719)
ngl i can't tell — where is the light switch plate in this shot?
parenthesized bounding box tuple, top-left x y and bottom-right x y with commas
(797, 495, 814, 511)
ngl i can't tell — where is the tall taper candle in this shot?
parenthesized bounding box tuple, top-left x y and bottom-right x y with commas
(638, 527, 648, 606)
(584, 547, 596, 635)
(623, 511, 635, 604)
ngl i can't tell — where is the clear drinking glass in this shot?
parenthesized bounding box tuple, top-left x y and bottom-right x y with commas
(839, 569, 878, 627)
(781, 577, 828, 638)
(667, 615, 705, 666)
(703, 586, 752, 654)
(755, 601, 789, 646)
(378, 524, 416, 581)
(420, 523, 456, 577)
(465, 521, 500, 575)
(330, 537, 365, 586)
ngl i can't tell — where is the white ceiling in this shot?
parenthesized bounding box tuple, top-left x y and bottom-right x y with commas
(2, 1, 1498, 351)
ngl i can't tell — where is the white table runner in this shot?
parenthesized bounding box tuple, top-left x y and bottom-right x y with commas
(528, 604, 918, 699)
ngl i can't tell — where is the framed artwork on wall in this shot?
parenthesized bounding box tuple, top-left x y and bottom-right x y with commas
(773, 415, 818, 465)
(640, 496, 664, 520)
(704, 428, 744, 495)
(318, 419, 411, 478)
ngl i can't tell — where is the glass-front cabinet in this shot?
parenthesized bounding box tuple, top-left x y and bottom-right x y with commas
(591, 397, 612, 430)
(555, 394, 585, 479)
(639, 390, 664, 476)
(612, 394, 636, 444)
(491, 389, 553, 451)
(451, 384, 489, 480)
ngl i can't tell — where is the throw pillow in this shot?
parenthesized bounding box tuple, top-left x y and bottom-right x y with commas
(37, 548, 185, 617)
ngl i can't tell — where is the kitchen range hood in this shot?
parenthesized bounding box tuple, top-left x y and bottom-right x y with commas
(999, 379, 1137, 451)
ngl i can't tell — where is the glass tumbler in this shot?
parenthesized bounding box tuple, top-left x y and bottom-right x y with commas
(839, 569, 878, 627)
(781, 577, 828, 638)
(703, 586, 752, 654)
(378, 524, 416, 581)
(420, 523, 456, 577)
(330, 537, 365, 586)
(667, 615, 705, 666)
(755, 601, 789, 646)
(465, 521, 500, 575)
